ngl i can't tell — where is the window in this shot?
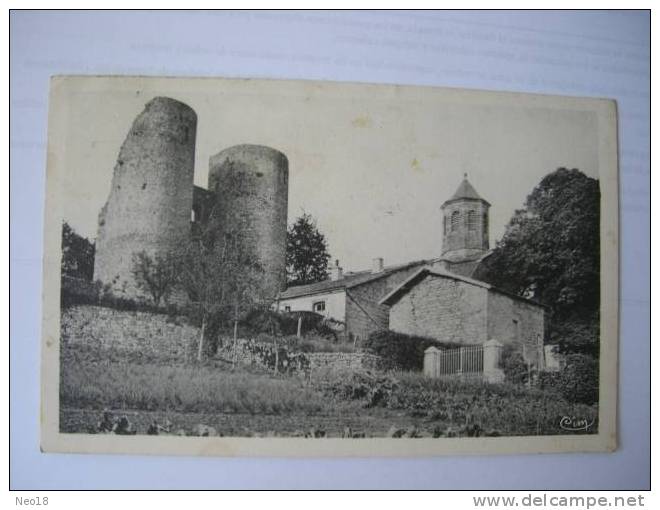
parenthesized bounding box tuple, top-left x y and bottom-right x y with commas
(284, 306, 291, 312)
(450, 211, 460, 232)
(467, 210, 477, 231)
(483, 212, 488, 236)
(313, 301, 326, 313)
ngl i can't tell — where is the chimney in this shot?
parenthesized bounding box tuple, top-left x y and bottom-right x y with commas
(371, 257, 384, 274)
(330, 259, 343, 281)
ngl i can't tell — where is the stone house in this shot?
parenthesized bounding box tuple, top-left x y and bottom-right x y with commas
(379, 267, 546, 363)
(276, 175, 546, 357)
(274, 258, 430, 342)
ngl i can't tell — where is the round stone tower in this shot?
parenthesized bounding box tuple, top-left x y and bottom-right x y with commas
(94, 96, 197, 300)
(208, 144, 289, 301)
(441, 174, 490, 263)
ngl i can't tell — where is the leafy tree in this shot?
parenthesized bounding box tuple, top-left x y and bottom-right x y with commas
(286, 213, 331, 286)
(61, 221, 95, 281)
(475, 168, 600, 355)
(177, 205, 268, 360)
(130, 251, 179, 307)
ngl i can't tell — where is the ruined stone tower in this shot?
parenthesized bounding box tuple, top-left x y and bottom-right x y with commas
(438, 174, 491, 276)
(94, 97, 197, 299)
(208, 144, 289, 301)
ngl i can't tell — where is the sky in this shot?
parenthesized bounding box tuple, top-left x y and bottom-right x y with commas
(56, 77, 600, 273)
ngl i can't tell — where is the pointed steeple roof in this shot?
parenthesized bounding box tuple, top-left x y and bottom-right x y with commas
(443, 173, 490, 207)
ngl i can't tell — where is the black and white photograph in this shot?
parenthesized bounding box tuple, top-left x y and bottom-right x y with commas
(40, 75, 618, 456)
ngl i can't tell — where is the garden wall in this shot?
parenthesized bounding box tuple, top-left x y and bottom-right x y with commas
(61, 305, 196, 362)
(61, 305, 384, 373)
(217, 338, 383, 374)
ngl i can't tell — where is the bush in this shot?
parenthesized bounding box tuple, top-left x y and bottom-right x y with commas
(240, 309, 338, 341)
(252, 333, 354, 354)
(538, 354, 599, 405)
(315, 370, 598, 436)
(501, 344, 529, 385)
(363, 330, 462, 371)
(60, 277, 102, 308)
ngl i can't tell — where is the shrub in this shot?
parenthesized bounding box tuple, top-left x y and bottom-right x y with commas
(240, 309, 338, 341)
(250, 333, 354, 354)
(315, 370, 598, 436)
(363, 330, 462, 371)
(501, 344, 529, 385)
(315, 370, 399, 407)
(538, 354, 598, 405)
(61, 277, 102, 308)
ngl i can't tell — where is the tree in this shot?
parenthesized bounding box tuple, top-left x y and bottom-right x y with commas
(177, 206, 268, 361)
(130, 251, 179, 307)
(286, 213, 331, 286)
(475, 168, 600, 355)
(61, 221, 95, 281)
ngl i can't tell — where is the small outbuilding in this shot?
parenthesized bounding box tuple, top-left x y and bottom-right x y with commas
(379, 267, 546, 362)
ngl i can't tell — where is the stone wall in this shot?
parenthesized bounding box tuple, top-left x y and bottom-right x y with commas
(487, 290, 545, 362)
(62, 305, 385, 372)
(389, 273, 489, 344)
(61, 305, 196, 362)
(216, 338, 383, 374)
(345, 263, 426, 342)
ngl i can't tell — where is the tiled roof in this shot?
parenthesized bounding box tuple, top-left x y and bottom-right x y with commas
(443, 176, 490, 206)
(379, 267, 545, 308)
(277, 259, 431, 300)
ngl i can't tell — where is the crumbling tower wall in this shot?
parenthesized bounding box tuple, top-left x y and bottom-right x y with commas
(94, 97, 197, 300)
(208, 144, 289, 301)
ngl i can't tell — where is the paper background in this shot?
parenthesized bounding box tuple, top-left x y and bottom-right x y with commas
(10, 10, 649, 489)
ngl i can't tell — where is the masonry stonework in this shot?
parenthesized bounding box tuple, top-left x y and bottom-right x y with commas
(61, 305, 197, 362)
(441, 199, 490, 263)
(209, 145, 289, 301)
(345, 266, 423, 341)
(487, 291, 545, 359)
(389, 275, 489, 344)
(92, 98, 290, 305)
(94, 97, 197, 300)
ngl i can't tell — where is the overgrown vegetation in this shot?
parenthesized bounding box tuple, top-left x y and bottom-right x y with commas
(315, 370, 597, 436)
(537, 354, 599, 405)
(240, 309, 341, 341)
(251, 334, 356, 354)
(61, 360, 327, 415)
(61, 311, 599, 437)
(475, 168, 600, 357)
(500, 344, 530, 385)
(363, 330, 463, 371)
(61, 221, 95, 281)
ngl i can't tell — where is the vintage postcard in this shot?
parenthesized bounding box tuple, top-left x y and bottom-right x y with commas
(41, 76, 618, 456)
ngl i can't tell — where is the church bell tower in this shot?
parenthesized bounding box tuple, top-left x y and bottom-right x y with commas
(441, 174, 491, 264)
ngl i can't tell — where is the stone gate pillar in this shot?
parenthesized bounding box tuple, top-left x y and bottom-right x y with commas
(424, 346, 441, 378)
(483, 338, 505, 383)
